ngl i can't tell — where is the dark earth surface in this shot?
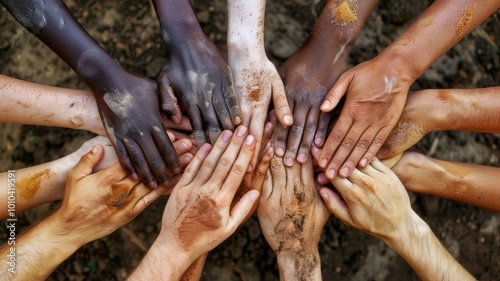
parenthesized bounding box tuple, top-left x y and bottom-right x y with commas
(1, 0, 499, 280)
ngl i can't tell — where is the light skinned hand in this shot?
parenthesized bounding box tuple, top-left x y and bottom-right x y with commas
(157, 125, 259, 262)
(318, 56, 412, 180)
(319, 157, 416, 240)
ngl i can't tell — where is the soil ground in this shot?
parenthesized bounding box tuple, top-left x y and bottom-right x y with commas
(1, 0, 499, 280)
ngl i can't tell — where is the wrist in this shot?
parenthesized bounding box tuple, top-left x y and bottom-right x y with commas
(37, 213, 84, 253)
(277, 249, 322, 280)
(379, 45, 421, 83)
(383, 212, 431, 251)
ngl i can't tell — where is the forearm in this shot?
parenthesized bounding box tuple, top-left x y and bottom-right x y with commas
(1, 0, 123, 90)
(180, 253, 207, 281)
(430, 87, 500, 133)
(0, 214, 82, 280)
(227, 0, 266, 56)
(394, 153, 500, 212)
(0, 75, 104, 134)
(385, 215, 475, 281)
(382, 0, 500, 80)
(0, 154, 77, 220)
(276, 250, 322, 281)
(152, 0, 203, 45)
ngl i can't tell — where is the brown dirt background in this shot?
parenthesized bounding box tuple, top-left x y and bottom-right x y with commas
(1, 0, 499, 280)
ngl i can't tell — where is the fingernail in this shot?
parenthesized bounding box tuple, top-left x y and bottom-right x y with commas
(180, 141, 188, 150)
(315, 138, 324, 147)
(284, 157, 294, 166)
(321, 100, 331, 110)
(149, 181, 157, 189)
(247, 164, 253, 172)
(275, 147, 284, 157)
(91, 146, 98, 154)
(326, 168, 336, 179)
(297, 154, 306, 163)
(283, 115, 293, 125)
(360, 158, 368, 167)
(236, 126, 247, 137)
(340, 167, 350, 177)
(233, 116, 242, 125)
(249, 191, 259, 201)
(320, 190, 329, 200)
(320, 158, 328, 168)
(221, 131, 232, 142)
(245, 135, 255, 145)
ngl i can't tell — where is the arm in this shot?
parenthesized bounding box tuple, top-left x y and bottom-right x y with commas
(257, 155, 329, 281)
(129, 125, 258, 280)
(1, 0, 181, 188)
(318, 0, 500, 179)
(276, 0, 379, 166)
(152, 0, 241, 146)
(227, 0, 292, 169)
(320, 158, 475, 280)
(0, 145, 166, 280)
(0, 74, 193, 135)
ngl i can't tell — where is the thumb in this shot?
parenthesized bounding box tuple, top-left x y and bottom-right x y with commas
(71, 145, 104, 181)
(158, 72, 182, 124)
(229, 190, 260, 228)
(321, 73, 350, 112)
(320, 187, 351, 224)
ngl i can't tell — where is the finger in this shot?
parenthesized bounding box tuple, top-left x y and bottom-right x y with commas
(125, 137, 158, 189)
(132, 183, 164, 215)
(158, 72, 182, 124)
(223, 69, 242, 126)
(221, 135, 255, 193)
(113, 138, 138, 181)
(316, 172, 330, 186)
(320, 73, 350, 112)
(283, 103, 307, 167)
(360, 126, 393, 169)
(300, 155, 315, 184)
(196, 129, 237, 184)
(310, 143, 322, 163)
(151, 127, 182, 183)
(178, 152, 194, 169)
(365, 157, 391, 174)
(200, 103, 223, 144)
(260, 122, 274, 155)
(187, 105, 208, 146)
(162, 115, 193, 132)
(251, 146, 274, 194)
(248, 116, 266, 172)
(320, 187, 350, 223)
(176, 143, 212, 187)
(70, 145, 104, 181)
(296, 107, 321, 164)
(207, 126, 248, 186)
(271, 78, 293, 126)
(229, 190, 260, 230)
(314, 111, 332, 147)
(338, 126, 377, 177)
(173, 138, 193, 156)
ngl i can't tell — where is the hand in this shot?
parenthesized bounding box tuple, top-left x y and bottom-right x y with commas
(318, 55, 412, 179)
(228, 46, 291, 170)
(93, 70, 181, 189)
(319, 157, 415, 240)
(258, 155, 329, 256)
(275, 36, 349, 167)
(158, 125, 258, 261)
(159, 36, 241, 146)
(54, 145, 167, 246)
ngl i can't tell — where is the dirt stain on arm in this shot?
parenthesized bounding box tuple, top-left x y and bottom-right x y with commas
(332, 1, 357, 26)
(455, 4, 478, 39)
(18, 169, 51, 200)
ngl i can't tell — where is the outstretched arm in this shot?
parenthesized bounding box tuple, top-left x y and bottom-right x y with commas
(276, 0, 379, 167)
(321, 158, 475, 280)
(318, 0, 500, 180)
(1, 0, 181, 189)
(152, 0, 241, 146)
(227, 0, 292, 171)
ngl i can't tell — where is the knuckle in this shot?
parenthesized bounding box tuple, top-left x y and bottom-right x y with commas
(356, 139, 371, 150)
(290, 125, 304, 135)
(231, 164, 246, 175)
(149, 157, 164, 171)
(328, 131, 344, 144)
(218, 157, 233, 169)
(162, 144, 175, 155)
(304, 122, 317, 133)
(300, 143, 310, 151)
(341, 138, 356, 150)
(371, 136, 385, 147)
(132, 155, 145, 167)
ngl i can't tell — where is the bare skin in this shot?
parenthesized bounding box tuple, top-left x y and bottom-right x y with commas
(0, 75, 193, 135)
(129, 126, 259, 280)
(276, 0, 379, 167)
(0, 0, 185, 189)
(258, 155, 329, 281)
(0, 145, 166, 281)
(227, 0, 293, 170)
(318, 0, 500, 180)
(152, 0, 241, 147)
(315, 87, 500, 212)
(320, 158, 476, 280)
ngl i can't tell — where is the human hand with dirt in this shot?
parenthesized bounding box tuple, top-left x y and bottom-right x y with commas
(317, 0, 500, 180)
(1, 0, 184, 190)
(227, 0, 293, 171)
(129, 125, 259, 280)
(0, 145, 170, 281)
(257, 155, 329, 281)
(319, 157, 475, 280)
(152, 0, 241, 147)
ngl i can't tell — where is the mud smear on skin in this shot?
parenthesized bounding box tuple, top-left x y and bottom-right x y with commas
(332, 1, 357, 26)
(456, 4, 478, 39)
(106, 182, 135, 209)
(69, 114, 84, 128)
(18, 169, 51, 200)
(178, 196, 222, 247)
